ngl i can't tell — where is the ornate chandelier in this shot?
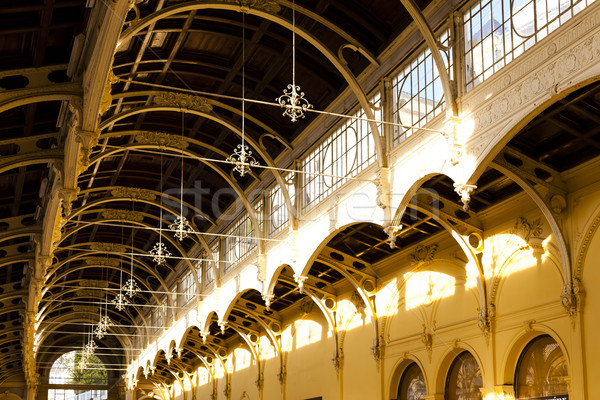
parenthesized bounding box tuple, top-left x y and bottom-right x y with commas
(123, 223, 140, 298)
(112, 293, 129, 311)
(169, 112, 193, 239)
(112, 225, 131, 310)
(276, 0, 312, 121)
(227, 12, 259, 177)
(150, 152, 171, 265)
(94, 315, 111, 340)
(149, 241, 171, 265)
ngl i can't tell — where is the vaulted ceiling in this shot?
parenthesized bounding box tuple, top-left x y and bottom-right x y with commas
(0, 0, 599, 389)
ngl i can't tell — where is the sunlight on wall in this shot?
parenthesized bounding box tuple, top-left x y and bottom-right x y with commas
(465, 260, 480, 290)
(375, 278, 399, 317)
(183, 375, 192, 391)
(295, 319, 323, 349)
(336, 299, 365, 331)
(198, 366, 210, 385)
(404, 271, 455, 310)
(225, 355, 233, 373)
(258, 335, 276, 360)
(482, 233, 537, 279)
(214, 361, 225, 378)
(281, 325, 293, 353)
(234, 348, 251, 371)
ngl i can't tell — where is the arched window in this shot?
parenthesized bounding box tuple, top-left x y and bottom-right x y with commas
(516, 335, 569, 398)
(445, 351, 483, 400)
(48, 351, 108, 400)
(397, 362, 426, 400)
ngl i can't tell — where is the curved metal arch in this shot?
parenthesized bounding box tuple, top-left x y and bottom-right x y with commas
(312, 254, 381, 349)
(117, 1, 386, 168)
(100, 103, 295, 224)
(56, 217, 196, 288)
(87, 143, 265, 247)
(35, 316, 134, 361)
(0, 335, 21, 348)
(492, 163, 571, 285)
(0, 305, 22, 316)
(0, 368, 24, 382)
(405, 202, 487, 311)
(0, 88, 82, 114)
(109, 92, 293, 151)
(216, 287, 265, 325)
(397, 0, 456, 116)
(199, 310, 222, 338)
(0, 152, 63, 175)
(44, 251, 172, 306)
(0, 227, 41, 244)
(0, 290, 27, 304)
(66, 191, 215, 284)
(67, 194, 207, 236)
(36, 305, 146, 348)
(278, 0, 378, 65)
(0, 255, 34, 269)
(46, 247, 170, 294)
(226, 323, 263, 386)
(101, 129, 230, 159)
(160, 368, 187, 397)
(37, 283, 152, 334)
(75, 184, 217, 227)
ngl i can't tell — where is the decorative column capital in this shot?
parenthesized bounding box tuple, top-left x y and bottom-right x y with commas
(262, 293, 275, 311)
(454, 183, 477, 211)
(293, 274, 308, 294)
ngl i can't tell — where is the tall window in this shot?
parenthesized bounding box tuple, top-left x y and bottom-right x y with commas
(223, 212, 256, 272)
(179, 269, 196, 306)
(464, 0, 594, 91)
(391, 30, 452, 146)
(516, 335, 569, 398)
(397, 362, 426, 400)
(269, 172, 295, 237)
(48, 351, 107, 400)
(445, 351, 483, 400)
(301, 94, 379, 212)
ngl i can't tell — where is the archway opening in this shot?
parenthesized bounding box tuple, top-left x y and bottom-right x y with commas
(515, 335, 569, 399)
(48, 351, 108, 400)
(396, 362, 426, 400)
(444, 351, 482, 400)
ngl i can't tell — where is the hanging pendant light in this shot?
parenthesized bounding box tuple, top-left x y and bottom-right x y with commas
(150, 152, 172, 264)
(169, 111, 193, 240)
(276, 0, 313, 122)
(227, 12, 259, 177)
(112, 224, 130, 310)
(94, 315, 111, 339)
(95, 271, 112, 339)
(123, 213, 141, 298)
(80, 314, 96, 369)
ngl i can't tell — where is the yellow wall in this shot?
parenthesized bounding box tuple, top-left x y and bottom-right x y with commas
(155, 181, 600, 400)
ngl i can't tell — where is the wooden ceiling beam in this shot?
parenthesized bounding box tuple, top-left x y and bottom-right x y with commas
(33, 0, 55, 67)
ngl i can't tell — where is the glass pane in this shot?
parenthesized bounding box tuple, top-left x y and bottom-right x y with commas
(517, 335, 569, 398)
(445, 352, 483, 400)
(398, 362, 427, 400)
(464, 0, 593, 90)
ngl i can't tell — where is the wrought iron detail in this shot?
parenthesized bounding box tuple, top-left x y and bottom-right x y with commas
(122, 278, 140, 298)
(227, 144, 259, 177)
(149, 242, 171, 265)
(94, 316, 112, 339)
(112, 293, 130, 311)
(169, 216, 193, 241)
(276, 84, 313, 122)
(152, 92, 213, 113)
